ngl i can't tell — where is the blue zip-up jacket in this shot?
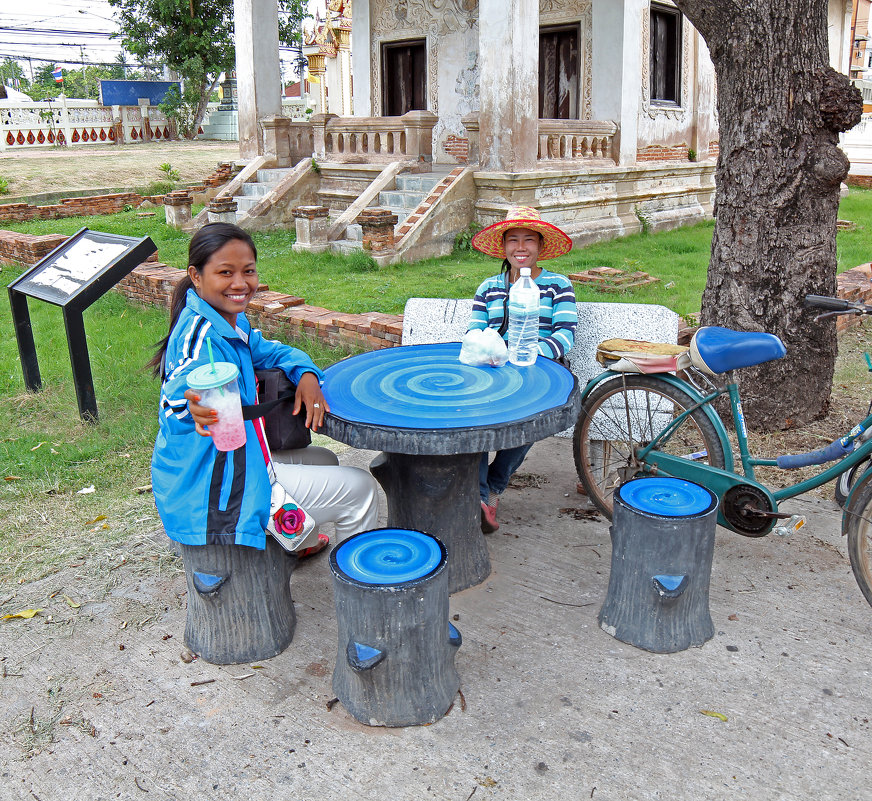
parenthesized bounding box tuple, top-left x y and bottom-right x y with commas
(151, 289, 323, 549)
(468, 269, 577, 358)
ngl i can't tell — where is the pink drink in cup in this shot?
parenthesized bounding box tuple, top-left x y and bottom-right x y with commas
(188, 362, 247, 451)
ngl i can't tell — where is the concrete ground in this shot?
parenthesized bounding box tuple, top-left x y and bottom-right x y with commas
(1, 436, 870, 801)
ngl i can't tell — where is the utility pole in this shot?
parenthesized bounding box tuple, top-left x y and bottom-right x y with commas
(80, 45, 89, 97)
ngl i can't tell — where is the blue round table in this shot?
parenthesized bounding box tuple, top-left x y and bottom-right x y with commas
(321, 343, 580, 593)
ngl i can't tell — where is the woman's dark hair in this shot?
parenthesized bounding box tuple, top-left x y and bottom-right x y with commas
(147, 223, 257, 377)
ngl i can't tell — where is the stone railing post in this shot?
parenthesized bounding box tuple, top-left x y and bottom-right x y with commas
(401, 110, 438, 163)
(461, 114, 480, 164)
(207, 196, 238, 224)
(356, 208, 397, 254)
(164, 191, 194, 230)
(261, 115, 293, 167)
(291, 205, 330, 253)
(310, 112, 338, 159)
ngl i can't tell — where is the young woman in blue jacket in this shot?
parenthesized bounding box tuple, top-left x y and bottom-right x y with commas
(149, 223, 379, 557)
(468, 206, 577, 533)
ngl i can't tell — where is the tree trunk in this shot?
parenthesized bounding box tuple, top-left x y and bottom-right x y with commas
(675, 0, 862, 429)
(188, 74, 220, 140)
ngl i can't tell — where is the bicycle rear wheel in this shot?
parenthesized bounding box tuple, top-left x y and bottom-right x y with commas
(573, 374, 726, 518)
(844, 473, 872, 607)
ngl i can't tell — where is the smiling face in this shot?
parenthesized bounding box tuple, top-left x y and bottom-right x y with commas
(188, 238, 259, 327)
(503, 227, 543, 277)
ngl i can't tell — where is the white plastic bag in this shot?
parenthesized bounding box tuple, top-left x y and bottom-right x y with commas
(459, 328, 509, 367)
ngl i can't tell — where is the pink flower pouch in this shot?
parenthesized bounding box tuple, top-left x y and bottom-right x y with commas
(266, 479, 315, 553)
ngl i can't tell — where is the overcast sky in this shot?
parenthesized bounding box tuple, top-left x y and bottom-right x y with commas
(1, 0, 325, 80)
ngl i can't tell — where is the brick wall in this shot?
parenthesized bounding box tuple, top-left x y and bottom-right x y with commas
(113, 261, 403, 351)
(637, 143, 690, 162)
(0, 193, 146, 223)
(847, 174, 872, 189)
(6, 226, 867, 353)
(0, 163, 234, 224)
(0, 230, 68, 264)
(444, 135, 469, 164)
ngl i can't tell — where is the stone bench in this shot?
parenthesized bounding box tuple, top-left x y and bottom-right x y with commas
(401, 297, 679, 433)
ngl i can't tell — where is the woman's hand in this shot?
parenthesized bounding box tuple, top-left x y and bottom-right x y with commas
(295, 371, 329, 432)
(184, 388, 218, 437)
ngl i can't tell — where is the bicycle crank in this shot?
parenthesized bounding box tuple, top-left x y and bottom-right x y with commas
(721, 484, 778, 537)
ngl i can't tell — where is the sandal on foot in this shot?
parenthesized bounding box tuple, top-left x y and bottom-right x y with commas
(480, 500, 500, 533)
(297, 533, 329, 559)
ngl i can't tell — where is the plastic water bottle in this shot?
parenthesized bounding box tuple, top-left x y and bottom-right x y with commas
(507, 267, 540, 366)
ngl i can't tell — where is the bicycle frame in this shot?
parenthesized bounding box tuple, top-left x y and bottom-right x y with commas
(581, 369, 872, 530)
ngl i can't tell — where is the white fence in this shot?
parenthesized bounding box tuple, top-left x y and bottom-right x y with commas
(0, 97, 172, 151)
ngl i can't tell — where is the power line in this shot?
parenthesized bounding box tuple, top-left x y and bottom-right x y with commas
(0, 53, 156, 68)
(0, 27, 117, 37)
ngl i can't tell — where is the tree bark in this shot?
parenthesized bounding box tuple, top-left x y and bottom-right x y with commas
(188, 74, 221, 140)
(675, 0, 862, 429)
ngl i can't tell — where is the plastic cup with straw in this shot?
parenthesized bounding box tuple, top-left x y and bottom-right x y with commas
(187, 340, 246, 450)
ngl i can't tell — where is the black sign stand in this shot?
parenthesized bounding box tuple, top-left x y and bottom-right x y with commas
(8, 228, 157, 422)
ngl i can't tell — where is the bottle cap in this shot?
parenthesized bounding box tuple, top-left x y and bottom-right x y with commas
(188, 361, 239, 390)
(519, 267, 532, 277)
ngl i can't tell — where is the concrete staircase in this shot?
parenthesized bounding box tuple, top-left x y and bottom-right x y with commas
(232, 166, 301, 215)
(326, 167, 454, 254)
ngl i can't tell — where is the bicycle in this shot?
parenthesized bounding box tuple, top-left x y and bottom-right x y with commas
(572, 294, 872, 608)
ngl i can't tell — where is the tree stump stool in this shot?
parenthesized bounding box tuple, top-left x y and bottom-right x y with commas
(179, 538, 296, 664)
(329, 529, 461, 727)
(598, 478, 717, 653)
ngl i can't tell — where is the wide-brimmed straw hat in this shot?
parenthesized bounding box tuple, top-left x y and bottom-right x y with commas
(471, 206, 573, 261)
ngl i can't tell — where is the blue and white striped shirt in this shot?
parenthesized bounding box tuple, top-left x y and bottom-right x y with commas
(468, 269, 577, 359)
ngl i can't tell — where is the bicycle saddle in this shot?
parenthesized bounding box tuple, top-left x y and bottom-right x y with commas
(690, 326, 786, 375)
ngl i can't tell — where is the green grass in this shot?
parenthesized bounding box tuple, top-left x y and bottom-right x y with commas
(836, 188, 872, 272)
(3, 191, 872, 587)
(0, 265, 361, 588)
(6, 189, 872, 321)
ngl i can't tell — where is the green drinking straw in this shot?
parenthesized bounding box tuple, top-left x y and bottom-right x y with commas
(205, 337, 225, 395)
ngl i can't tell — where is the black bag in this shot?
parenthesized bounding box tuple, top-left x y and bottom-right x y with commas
(241, 368, 312, 450)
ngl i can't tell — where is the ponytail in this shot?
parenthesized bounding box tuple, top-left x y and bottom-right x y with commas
(147, 274, 194, 378)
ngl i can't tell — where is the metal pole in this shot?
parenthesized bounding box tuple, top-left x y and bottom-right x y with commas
(8, 288, 41, 392)
(63, 306, 98, 423)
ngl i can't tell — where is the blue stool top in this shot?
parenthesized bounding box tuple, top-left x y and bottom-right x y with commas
(334, 528, 443, 585)
(618, 477, 716, 517)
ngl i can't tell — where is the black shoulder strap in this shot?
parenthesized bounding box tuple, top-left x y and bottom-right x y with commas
(497, 270, 510, 337)
(240, 388, 296, 421)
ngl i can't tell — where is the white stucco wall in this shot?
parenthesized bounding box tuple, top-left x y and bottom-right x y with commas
(828, 0, 853, 75)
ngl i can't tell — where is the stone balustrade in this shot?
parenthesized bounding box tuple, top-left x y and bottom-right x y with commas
(461, 115, 619, 165)
(537, 119, 618, 162)
(261, 116, 315, 167)
(311, 111, 438, 164)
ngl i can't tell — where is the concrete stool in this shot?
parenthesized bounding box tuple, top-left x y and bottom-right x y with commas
(598, 478, 717, 653)
(329, 529, 461, 727)
(178, 538, 296, 664)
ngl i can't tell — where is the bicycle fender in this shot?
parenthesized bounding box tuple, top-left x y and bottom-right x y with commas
(580, 371, 734, 472)
(842, 465, 872, 528)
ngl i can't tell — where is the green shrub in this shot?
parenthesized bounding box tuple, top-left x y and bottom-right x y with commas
(453, 221, 482, 252)
(159, 162, 181, 183)
(0, 176, 8, 195)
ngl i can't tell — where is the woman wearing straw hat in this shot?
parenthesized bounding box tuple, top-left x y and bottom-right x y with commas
(469, 206, 577, 533)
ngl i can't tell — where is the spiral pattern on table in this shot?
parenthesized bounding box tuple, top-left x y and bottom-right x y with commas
(323, 343, 575, 429)
(334, 528, 443, 585)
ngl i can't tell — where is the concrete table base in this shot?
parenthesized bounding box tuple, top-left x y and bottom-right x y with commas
(369, 451, 488, 594)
